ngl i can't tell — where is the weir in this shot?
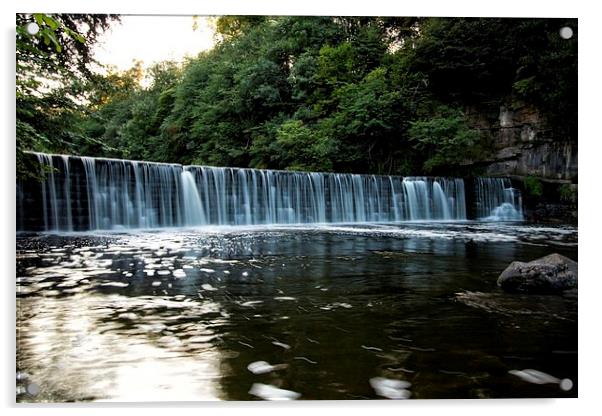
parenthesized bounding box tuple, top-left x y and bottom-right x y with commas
(16, 153, 523, 231)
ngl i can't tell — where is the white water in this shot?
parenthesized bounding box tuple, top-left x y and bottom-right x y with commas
(475, 178, 523, 221)
(18, 153, 522, 231)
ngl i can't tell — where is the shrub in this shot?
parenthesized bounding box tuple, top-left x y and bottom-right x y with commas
(558, 183, 576, 203)
(523, 176, 543, 198)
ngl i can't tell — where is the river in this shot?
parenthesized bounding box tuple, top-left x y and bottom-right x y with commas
(16, 222, 577, 401)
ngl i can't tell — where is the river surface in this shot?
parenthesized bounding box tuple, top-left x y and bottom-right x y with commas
(16, 222, 578, 401)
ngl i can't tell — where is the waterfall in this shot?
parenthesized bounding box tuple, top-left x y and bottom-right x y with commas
(432, 181, 452, 220)
(181, 169, 206, 226)
(15, 153, 528, 231)
(474, 178, 523, 221)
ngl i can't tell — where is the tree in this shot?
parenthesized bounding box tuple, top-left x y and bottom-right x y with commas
(409, 106, 482, 173)
(16, 13, 119, 179)
(19, 16, 576, 179)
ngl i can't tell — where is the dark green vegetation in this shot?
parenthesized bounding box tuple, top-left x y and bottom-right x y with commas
(16, 13, 119, 179)
(16, 15, 577, 178)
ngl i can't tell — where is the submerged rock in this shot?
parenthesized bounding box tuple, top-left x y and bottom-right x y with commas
(497, 253, 577, 294)
(455, 290, 576, 322)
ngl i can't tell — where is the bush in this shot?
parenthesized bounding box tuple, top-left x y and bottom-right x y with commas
(558, 183, 576, 203)
(523, 176, 543, 198)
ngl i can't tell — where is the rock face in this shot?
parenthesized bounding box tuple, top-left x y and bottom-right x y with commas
(465, 103, 577, 183)
(497, 253, 577, 294)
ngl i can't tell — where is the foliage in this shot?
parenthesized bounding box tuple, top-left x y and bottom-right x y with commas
(409, 17, 577, 136)
(17, 16, 577, 180)
(558, 184, 576, 203)
(523, 176, 544, 198)
(16, 13, 119, 179)
(409, 106, 482, 173)
(250, 120, 337, 172)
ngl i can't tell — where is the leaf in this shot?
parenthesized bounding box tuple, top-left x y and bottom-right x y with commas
(33, 14, 44, 26)
(41, 15, 60, 30)
(64, 27, 86, 43)
(45, 30, 62, 52)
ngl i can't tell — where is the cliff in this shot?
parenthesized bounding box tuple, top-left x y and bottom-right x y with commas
(465, 102, 577, 223)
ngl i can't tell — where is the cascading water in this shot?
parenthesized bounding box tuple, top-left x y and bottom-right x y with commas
(181, 169, 206, 226)
(474, 177, 523, 221)
(16, 153, 521, 231)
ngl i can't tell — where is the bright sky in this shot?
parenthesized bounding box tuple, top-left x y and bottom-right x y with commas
(93, 15, 216, 73)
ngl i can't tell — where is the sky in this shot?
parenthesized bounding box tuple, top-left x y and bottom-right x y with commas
(93, 15, 216, 73)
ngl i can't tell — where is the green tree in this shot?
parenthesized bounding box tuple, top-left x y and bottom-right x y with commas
(20, 16, 576, 180)
(16, 13, 119, 179)
(409, 106, 482, 173)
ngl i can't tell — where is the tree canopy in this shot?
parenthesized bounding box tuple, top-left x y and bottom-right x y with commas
(16, 13, 119, 178)
(16, 15, 577, 179)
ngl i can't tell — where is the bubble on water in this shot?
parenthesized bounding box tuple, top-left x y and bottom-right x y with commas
(118, 312, 138, 320)
(560, 378, 573, 391)
(152, 281, 162, 287)
(272, 341, 291, 349)
(247, 361, 284, 374)
(242, 271, 249, 277)
(201, 283, 217, 291)
(509, 369, 560, 385)
(101, 282, 129, 288)
(362, 345, 383, 352)
(240, 300, 262, 307)
(157, 270, 170, 276)
(294, 356, 317, 364)
(369, 377, 411, 399)
(248, 383, 300, 400)
(200, 268, 215, 273)
(173, 269, 186, 278)
(140, 323, 166, 333)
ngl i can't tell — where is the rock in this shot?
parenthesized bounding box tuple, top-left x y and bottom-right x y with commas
(497, 253, 577, 294)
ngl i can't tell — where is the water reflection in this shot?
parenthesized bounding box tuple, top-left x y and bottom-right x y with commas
(18, 292, 226, 401)
(17, 222, 577, 401)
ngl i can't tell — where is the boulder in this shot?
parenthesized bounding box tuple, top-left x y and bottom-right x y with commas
(497, 253, 577, 294)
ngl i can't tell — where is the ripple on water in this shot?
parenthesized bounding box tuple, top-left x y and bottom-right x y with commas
(16, 224, 577, 401)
